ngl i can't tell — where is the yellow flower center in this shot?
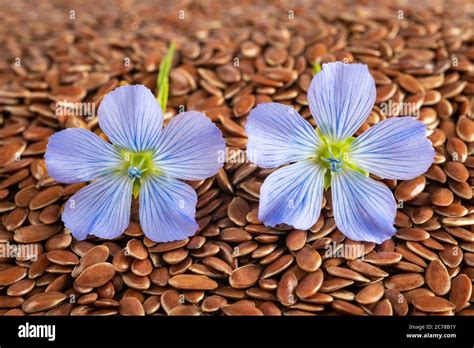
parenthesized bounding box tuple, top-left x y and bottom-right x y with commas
(120, 149, 158, 198)
(315, 130, 367, 188)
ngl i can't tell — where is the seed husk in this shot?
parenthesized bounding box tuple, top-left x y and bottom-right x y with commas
(320, 278, 354, 293)
(456, 116, 474, 142)
(202, 295, 227, 312)
(222, 301, 263, 316)
(364, 252, 402, 265)
(385, 273, 425, 291)
(397, 74, 425, 94)
(119, 297, 145, 316)
(450, 274, 472, 311)
(220, 227, 252, 243)
(295, 269, 324, 299)
(47, 250, 79, 266)
(22, 292, 66, 313)
(0, 266, 28, 286)
(394, 176, 426, 202)
(162, 248, 189, 265)
(202, 257, 233, 275)
(39, 204, 61, 224)
(295, 245, 322, 272)
(121, 272, 150, 291)
(29, 186, 63, 210)
(14, 224, 62, 243)
(169, 305, 202, 316)
(355, 281, 385, 305)
(261, 254, 294, 279)
(412, 295, 455, 313)
(0, 169, 29, 189)
(425, 259, 451, 295)
(277, 273, 298, 306)
(444, 162, 469, 182)
(75, 263, 116, 288)
(3, 208, 28, 231)
(372, 299, 393, 316)
(395, 228, 430, 241)
(286, 230, 307, 251)
(227, 197, 250, 226)
(7, 278, 36, 297)
(72, 245, 110, 277)
(430, 188, 454, 206)
(384, 289, 409, 316)
(168, 274, 218, 290)
(0, 0, 472, 317)
(331, 300, 367, 316)
(439, 246, 463, 268)
(160, 290, 182, 314)
(326, 267, 370, 283)
(0, 296, 24, 309)
(229, 264, 261, 289)
(347, 260, 388, 278)
(233, 95, 255, 117)
(126, 239, 148, 260)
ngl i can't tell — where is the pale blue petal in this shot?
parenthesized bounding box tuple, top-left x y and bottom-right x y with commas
(307, 62, 376, 142)
(45, 128, 122, 184)
(153, 111, 225, 180)
(349, 117, 435, 180)
(245, 103, 321, 168)
(62, 174, 132, 240)
(259, 160, 326, 229)
(139, 174, 198, 242)
(98, 85, 163, 152)
(331, 167, 396, 244)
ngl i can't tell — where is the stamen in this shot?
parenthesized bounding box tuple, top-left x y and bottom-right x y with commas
(322, 157, 343, 172)
(127, 166, 142, 179)
(137, 156, 147, 169)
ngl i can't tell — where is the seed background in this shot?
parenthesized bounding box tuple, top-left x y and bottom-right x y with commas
(0, 0, 473, 316)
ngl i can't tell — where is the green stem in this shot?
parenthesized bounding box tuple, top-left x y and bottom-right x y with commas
(312, 60, 322, 75)
(156, 40, 176, 113)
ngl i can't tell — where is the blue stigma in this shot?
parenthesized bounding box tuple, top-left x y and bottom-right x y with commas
(322, 157, 343, 172)
(127, 166, 142, 179)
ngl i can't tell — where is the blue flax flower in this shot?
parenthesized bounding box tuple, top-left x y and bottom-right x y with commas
(246, 62, 434, 244)
(45, 85, 225, 242)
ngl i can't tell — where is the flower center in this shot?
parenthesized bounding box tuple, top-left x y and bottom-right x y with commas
(120, 150, 158, 198)
(316, 132, 354, 173)
(322, 157, 343, 173)
(127, 166, 142, 179)
(315, 130, 367, 188)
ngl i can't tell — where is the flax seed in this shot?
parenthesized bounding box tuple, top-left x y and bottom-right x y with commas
(295, 246, 322, 272)
(295, 269, 323, 299)
(444, 162, 469, 182)
(425, 259, 451, 296)
(450, 274, 472, 311)
(75, 263, 115, 288)
(385, 273, 425, 292)
(119, 297, 145, 316)
(47, 250, 79, 266)
(229, 264, 261, 289)
(222, 300, 263, 316)
(22, 292, 66, 313)
(413, 295, 455, 313)
(394, 176, 426, 202)
(355, 281, 385, 305)
(14, 224, 62, 243)
(0, 0, 472, 317)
